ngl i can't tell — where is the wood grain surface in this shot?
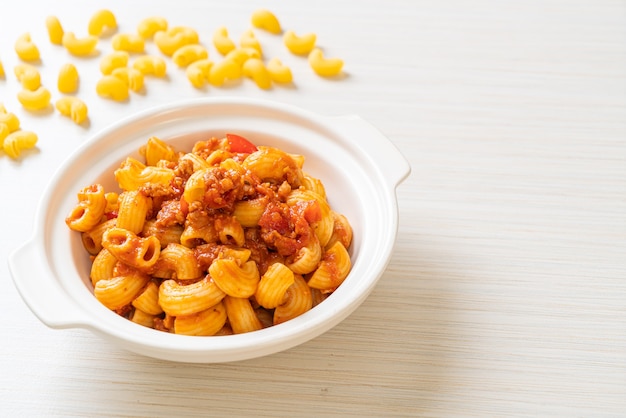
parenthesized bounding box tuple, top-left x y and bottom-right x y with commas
(0, 0, 624, 416)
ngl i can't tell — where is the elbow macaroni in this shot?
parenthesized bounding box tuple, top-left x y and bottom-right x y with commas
(46, 16, 64, 45)
(283, 31, 316, 56)
(14, 64, 41, 90)
(208, 58, 241, 87)
(112, 33, 145, 53)
(96, 75, 129, 101)
(62, 32, 98, 56)
(112, 67, 145, 92)
(17, 86, 51, 111)
(242, 58, 272, 90)
(154, 26, 198, 56)
(185, 58, 212, 88)
(0, 105, 20, 132)
(308, 48, 344, 77)
(137, 16, 168, 39)
(15, 33, 40, 61)
(58, 63, 79, 93)
(251, 9, 282, 35)
(55, 96, 88, 124)
(132, 55, 167, 77)
(2, 130, 38, 159)
(240, 29, 262, 56)
(100, 51, 129, 75)
(267, 58, 293, 84)
(172, 44, 208, 67)
(88, 9, 117, 37)
(212, 27, 236, 55)
(66, 134, 353, 335)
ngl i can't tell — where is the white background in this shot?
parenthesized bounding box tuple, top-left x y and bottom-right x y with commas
(1, 0, 625, 416)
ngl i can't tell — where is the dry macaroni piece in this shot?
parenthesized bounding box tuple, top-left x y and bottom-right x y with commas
(185, 58, 213, 88)
(3, 130, 38, 159)
(242, 58, 272, 90)
(46, 16, 65, 45)
(62, 32, 98, 56)
(100, 51, 129, 75)
(154, 26, 199, 56)
(112, 33, 145, 53)
(112, 67, 145, 92)
(308, 47, 344, 77)
(55, 96, 88, 124)
(251, 9, 282, 34)
(66, 133, 353, 336)
(0, 60, 4, 78)
(283, 30, 316, 56)
(240, 29, 262, 57)
(58, 63, 79, 93)
(172, 44, 208, 67)
(137, 16, 168, 39)
(224, 47, 260, 67)
(208, 59, 241, 87)
(0, 104, 20, 132)
(88, 9, 117, 37)
(266, 58, 293, 84)
(15, 33, 40, 61)
(132, 55, 167, 77)
(212, 27, 236, 56)
(14, 64, 41, 91)
(17, 86, 51, 110)
(96, 75, 129, 101)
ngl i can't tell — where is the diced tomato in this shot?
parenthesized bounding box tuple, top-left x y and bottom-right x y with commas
(226, 133, 258, 154)
(302, 200, 322, 224)
(104, 211, 118, 220)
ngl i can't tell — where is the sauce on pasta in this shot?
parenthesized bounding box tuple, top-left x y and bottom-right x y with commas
(66, 134, 353, 336)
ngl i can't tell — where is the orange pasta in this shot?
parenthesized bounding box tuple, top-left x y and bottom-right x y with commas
(66, 133, 353, 335)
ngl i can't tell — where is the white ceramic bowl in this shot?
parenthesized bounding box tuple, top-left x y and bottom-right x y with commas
(9, 97, 410, 363)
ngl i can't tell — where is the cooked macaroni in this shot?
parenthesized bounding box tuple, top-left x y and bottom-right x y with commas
(66, 133, 353, 335)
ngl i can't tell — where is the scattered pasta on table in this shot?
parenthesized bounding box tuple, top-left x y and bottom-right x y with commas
(0, 7, 347, 161)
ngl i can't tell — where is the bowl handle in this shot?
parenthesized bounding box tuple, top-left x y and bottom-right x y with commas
(8, 240, 86, 329)
(328, 115, 411, 188)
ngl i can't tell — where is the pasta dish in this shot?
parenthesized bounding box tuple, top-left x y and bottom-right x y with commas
(65, 133, 352, 336)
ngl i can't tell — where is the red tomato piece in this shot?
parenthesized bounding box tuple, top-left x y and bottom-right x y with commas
(226, 133, 258, 153)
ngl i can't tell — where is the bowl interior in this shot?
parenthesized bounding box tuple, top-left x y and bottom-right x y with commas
(39, 99, 395, 361)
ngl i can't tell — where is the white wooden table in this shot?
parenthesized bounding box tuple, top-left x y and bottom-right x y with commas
(1, 1, 624, 416)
